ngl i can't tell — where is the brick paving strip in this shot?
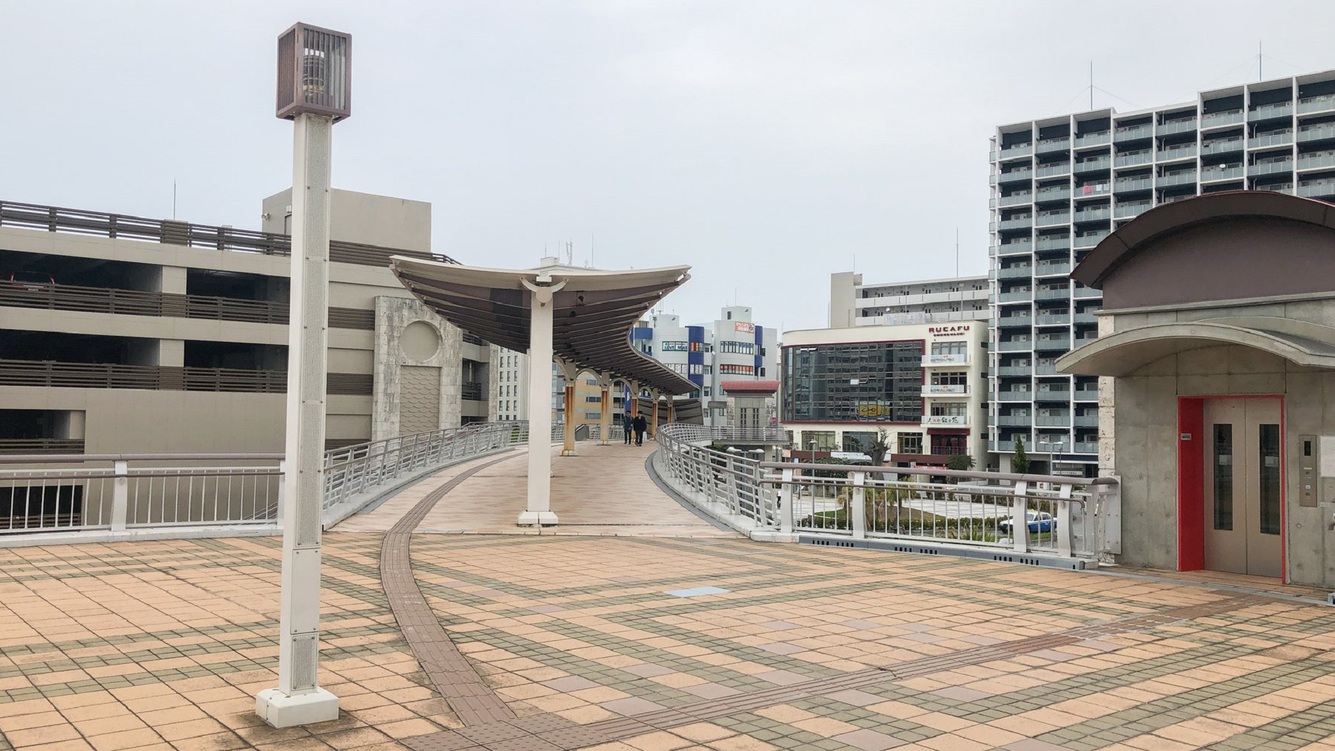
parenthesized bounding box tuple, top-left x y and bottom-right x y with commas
(381, 456, 521, 728)
(384, 463, 1271, 751)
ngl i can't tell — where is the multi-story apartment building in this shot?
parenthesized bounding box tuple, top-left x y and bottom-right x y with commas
(490, 348, 529, 421)
(0, 190, 489, 455)
(829, 272, 989, 328)
(989, 69, 1335, 475)
(781, 321, 987, 469)
(632, 306, 778, 426)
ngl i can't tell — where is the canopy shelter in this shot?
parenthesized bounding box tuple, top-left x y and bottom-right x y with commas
(390, 255, 694, 525)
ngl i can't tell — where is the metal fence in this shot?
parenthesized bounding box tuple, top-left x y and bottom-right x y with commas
(654, 422, 1120, 561)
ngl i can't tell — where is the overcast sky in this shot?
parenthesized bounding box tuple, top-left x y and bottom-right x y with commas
(5, 1, 1335, 334)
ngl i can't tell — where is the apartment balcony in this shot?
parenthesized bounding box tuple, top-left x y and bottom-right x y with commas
(1036, 312, 1071, 325)
(1074, 414, 1099, 427)
(998, 215, 1034, 231)
(996, 340, 1032, 352)
(1298, 93, 1335, 115)
(998, 168, 1034, 184)
(1201, 137, 1244, 156)
(1297, 178, 1335, 198)
(1035, 287, 1070, 302)
(1297, 152, 1335, 171)
(1035, 162, 1072, 178)
(1036, 137, 1071, 154)
(1200, 109, 1244, 129)
(1159, 170, 1200, 187)
(1297, 123, 1335, 144)
(1035, 415, 1071, 427)
(1074, 131, 1112, 147)
(1034, 334, 1071, 351)
(1198, 165, 1243, 183)
(1157, 118, 1198, 136)
(996, 391, 1032, 402)
(1073, 206, 1111, 223)
(997, 290, 1032, 303)
(1074, 389, 1099, 401)
(922, 353, 969, 366)
(922, 414, 969, 427)
(1074, 441, 1099, 453)
(1000, 143, 1034, 159)
(1035, 187, 1071, 203)
(997, 312, 1032, 327)
(1156, 144, 1198, 162)
(923, 384, 970, 398)
(998, 192, 1033, 207)
(994, 365, 1031, 377)
(1257, 183, 1295, 195)
(1073, 156, 1112, 173)
(991, 440, 1017, 452)
(1034, 389, 1071, 402)
(1073, 286, 1102, 299)
(1114, 176, 1153, 193)
(1249, 101, 1294, 121)
(1114, 123, 1153, 141)
(0, 358, 370, 395)
(1115, 200, 1152, 219)
(996, 265, 1033, 281)
(1114, 150, 1152, 168)
(1249, 130, 1293, 149)
(1074, 230, 1110, 248)
(1035, 236, 1071, 251)
(1250, 159, 1294, 177)
(1034, 361, 1061, 375)
(1035, 261, 1072, 277)
(996, 414, 1031, 427)
(1074, 311, 1099, 324)
(1035, 211, 1070, 228)
(996, 239, 1033, 256)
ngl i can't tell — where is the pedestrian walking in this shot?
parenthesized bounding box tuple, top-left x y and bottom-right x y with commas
(632, 414, 647, 446)
(623, 412, 634, 444)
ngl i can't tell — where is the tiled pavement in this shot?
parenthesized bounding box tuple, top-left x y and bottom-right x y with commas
(1, 444, 1335, 750)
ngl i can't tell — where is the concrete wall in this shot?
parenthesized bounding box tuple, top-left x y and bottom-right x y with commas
(262, 188, 432, 252)
(372, 297, 462, 440)
(1109, 301, 1335, 587)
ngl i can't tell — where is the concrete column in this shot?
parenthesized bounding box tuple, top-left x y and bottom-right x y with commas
(557, 359, 578, 456)
(256, 112, 339, 727)
(650, 391, 660, 439)
(598, 373, 612, 446)
(518, 279, 565, 526)
(667, 397, 675, 425)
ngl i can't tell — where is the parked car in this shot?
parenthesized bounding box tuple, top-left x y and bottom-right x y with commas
(997, 511, 1056, 534)
(4, 271, 56, 290)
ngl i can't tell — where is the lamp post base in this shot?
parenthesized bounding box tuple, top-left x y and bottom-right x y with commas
(517, 511, 559, 527)
(255, 687, 339, 728)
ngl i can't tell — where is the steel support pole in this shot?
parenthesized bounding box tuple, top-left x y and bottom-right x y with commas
(256, 112, 339, 727)
(519, 279, 563, 526)
(598, 375, 611, 445)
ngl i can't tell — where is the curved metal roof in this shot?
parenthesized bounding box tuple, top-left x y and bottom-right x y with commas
(1073, 191, 1335, 289)
(390, 257, 698, 395)
(1057, 318, 1335, 377)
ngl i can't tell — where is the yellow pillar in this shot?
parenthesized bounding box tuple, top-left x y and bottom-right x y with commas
(598, 382, 611, 445)
(667, 397, 675, 424)
(650, 392, 660, 440)
(561, 382, 576, 456)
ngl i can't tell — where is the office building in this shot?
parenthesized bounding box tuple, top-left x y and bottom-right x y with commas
(829, 272, 989, 328)
(632, 307, 778, 426)
(0, 190, 489, 455)
(990, 68, 1335, 475)
(781, 321, 987, 470)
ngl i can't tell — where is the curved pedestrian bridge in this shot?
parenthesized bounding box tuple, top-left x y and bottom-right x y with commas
(0, 444, 1333, 751)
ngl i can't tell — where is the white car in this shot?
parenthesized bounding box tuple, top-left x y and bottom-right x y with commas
(997, 511, 1056, 534)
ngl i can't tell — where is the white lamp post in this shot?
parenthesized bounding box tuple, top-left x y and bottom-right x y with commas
(256, 22, 350, 729)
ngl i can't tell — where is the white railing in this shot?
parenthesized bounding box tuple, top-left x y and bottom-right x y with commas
(653, 423, 1120, 562)
(321, 421, 529, 523)
(0, 454, 284, 539)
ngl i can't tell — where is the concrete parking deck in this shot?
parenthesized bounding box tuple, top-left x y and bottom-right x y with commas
(1, 443, 1334, 751)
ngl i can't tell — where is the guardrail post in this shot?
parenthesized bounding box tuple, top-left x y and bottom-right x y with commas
(780, 467, 794, 534)
(1056, 483, 1073, 558)
(725, 455, 739, 515)
(1011, 480, 1028, 552)
(111, 460, 129, 532)
(850, 471, 866, 540)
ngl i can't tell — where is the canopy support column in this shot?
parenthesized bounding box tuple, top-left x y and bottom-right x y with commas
(557, 359, 579, 457)
(518, 278, 565, 527)
(650, 391, 660, 440)
(598, 373, 612, 445)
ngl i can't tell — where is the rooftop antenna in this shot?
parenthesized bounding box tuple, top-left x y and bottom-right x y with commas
(565, 241, 573, 266)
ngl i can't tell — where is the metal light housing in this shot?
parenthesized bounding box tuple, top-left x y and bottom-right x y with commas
(276, 23, 351, 121)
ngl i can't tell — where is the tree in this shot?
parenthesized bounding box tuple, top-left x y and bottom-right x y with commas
(868, 429, 892, 467)
(1012, 436, 1030, 474)
(946, 454, 975, 472)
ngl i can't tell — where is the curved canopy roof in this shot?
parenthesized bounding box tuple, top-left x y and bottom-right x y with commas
(390, 257, 698, 395)
(1057, 318, 1335, 377)
(1073, 191, 1335, 289)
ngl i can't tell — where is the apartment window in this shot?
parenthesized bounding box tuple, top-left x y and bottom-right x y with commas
(800, 430, 836, 451)
(931, 371, 968, 386)
(931, 341, 967, 356)
(585, 395, 601, 403)
(931, 434, 967, 455)
(930, 402, 967, 417)
(898, 432, 923, 454)
(782, 341, 922, 423)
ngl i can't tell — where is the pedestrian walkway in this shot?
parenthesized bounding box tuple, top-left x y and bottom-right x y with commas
(0, 444, 1334, 751)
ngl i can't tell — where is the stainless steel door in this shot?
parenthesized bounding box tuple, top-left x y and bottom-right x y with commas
(1202, 399, 1282, 577)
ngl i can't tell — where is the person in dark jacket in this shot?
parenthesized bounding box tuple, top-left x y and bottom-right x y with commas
(623, 412, 634, 444)
(632, 414, 647, 446)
